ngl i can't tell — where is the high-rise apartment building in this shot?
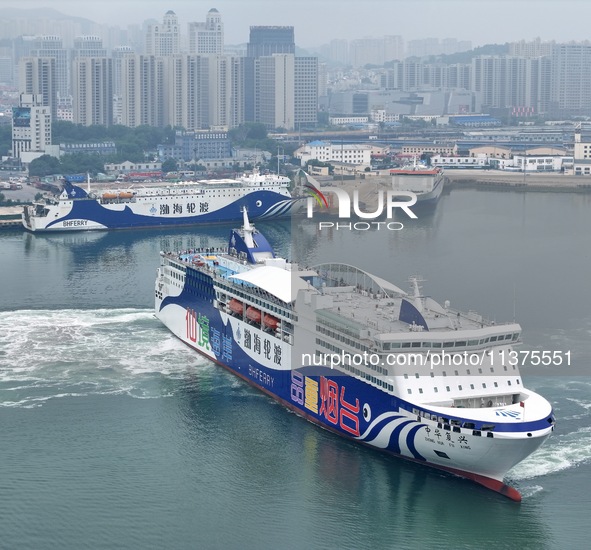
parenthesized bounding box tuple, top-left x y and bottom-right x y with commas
(294, 57, 318, 127)
(112, 46, 134, 124)
(550, 42, 591, 115)
(207, 55, 244, 129)
(18, 57, 57, 121)
(188, 8, 224, 54)
(145, 11, 181, 56)
(30, 36, 69, 98)
(72, 57, 113, 126)
(71, 36, 107, 60)
(245, 26, 295, 122)
(12, 93, 52, 160)
(256, 54, 295, 130)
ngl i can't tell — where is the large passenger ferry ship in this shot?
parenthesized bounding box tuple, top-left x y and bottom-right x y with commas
(22, 170, 301, 232)
(155, 210, 554, 500)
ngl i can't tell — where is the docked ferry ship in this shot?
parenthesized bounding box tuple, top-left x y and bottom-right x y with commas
(22, 170, 301, 232)
(390, 163, 445, 205)
(155, 211, 554, 500)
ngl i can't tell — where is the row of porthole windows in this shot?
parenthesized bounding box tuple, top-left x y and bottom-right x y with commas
(406, 379, 521, 395)
(382, 333, 519, 350)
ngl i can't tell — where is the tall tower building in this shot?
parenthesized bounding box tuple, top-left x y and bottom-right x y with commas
(18, 57, 57, 121)
(550, 43, 591, 116)
(71, 36, 107, 60)
(247, 26, 295, 58)
(245, 26, 295, 122)
(145, 11, 181, 56)
(207, 55, 244, 129)
(112, 46, 134, 125)
(294, 57, 318, 127)
(72, 57, 113, 126)
(256, 53, 295, 130)
(188, 8, 224, 54)
(30, 36, 69, 98)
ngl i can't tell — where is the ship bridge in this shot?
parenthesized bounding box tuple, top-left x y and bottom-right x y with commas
(312, 262, 407, 298)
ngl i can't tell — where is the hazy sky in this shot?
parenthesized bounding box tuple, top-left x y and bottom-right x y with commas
(5, 0, 591, 47)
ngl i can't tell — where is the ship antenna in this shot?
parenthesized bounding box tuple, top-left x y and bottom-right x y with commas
(242, 207, 255, 248)
(87, 172, 91, 193)
(513, 283, 517, 322)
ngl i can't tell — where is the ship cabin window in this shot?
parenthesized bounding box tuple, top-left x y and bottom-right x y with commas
(419, 388, 423, 394)
(383, 342, 391, 350)
(443, 342, 454, 348)
(446, 386, 450, 392)
(432, 342, 442, 348)
(411, 342, 421, 348)
(407, 389, 412, 394)
(458, 385, 463, 390)
(470, 384, 475, 389)
(442, 371, 447, 376)
(402, 342, 411, 348)
(494, 382, 499, 388)
(454, 370, 459, 376)
(423, 341, 432, 348)
(504, 366, 508, 371)
(482, 383, 487, 388)
(466, 369, 471, 375)
(478, 368, 483, 374)
(516, 379, 521, 384)
(507, 380, 512, 386)
(430, 371, 434, 378)
(415, 373, 419, 378)
(468, 340, 478, 346)
(434, 387, 438, 393)
(404, 374, 408, 379)
(512, 333, 519, 341)
(391, 343, 401, 348)
(490, 336, 498, 342)
(455, 341, 467, 347)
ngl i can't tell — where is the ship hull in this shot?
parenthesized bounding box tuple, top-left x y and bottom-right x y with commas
(23, 190, 302, 232)
(156, 289, 552, 501)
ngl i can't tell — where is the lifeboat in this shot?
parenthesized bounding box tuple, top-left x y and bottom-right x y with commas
(263, 314, 280, 331)
(228, 298, 243, 315)
(101, 192, 118, 200)
(246, 306, 261, 323)
(118, 191, 134, 199)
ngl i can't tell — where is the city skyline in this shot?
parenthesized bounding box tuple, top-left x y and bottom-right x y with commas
(3, 0, 591, 48)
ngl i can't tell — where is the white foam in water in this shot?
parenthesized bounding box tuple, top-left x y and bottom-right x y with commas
(0, 308, 212, 407)
(509, 426, 591, 480)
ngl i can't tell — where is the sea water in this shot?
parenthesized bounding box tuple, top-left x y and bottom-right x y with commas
(0, 188, 590, 548)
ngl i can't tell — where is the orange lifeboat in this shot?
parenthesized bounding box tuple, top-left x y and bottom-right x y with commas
(118, 191, 134, 199)
(246, 306, 261, 323)
(228, 298, 243, 315)
(263, 314, 280, 331)
(102, 192, 118, 200)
